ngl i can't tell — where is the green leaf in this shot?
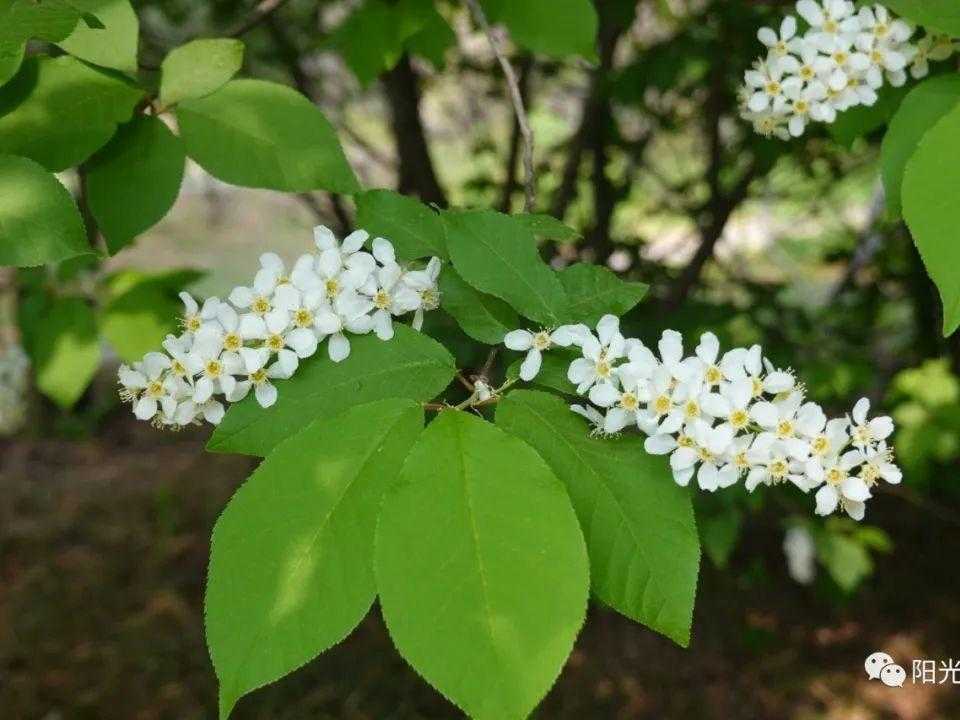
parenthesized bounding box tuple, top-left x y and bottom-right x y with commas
(438, 265, 519, 345)
(208, 399, 424, 720)
(208, 324, 454, 456)
(496, 390, 701, 646)
(85, 115, 185, 254)
(883, 0, 960, 36)
(375, 409, 589, 720)
(0, 40, 25, 87)
(331, 0, 404, 86)
(557, 263, 648, 325)
(699, 509, 741, 569)
(159, 38, 245, 109)
(0, 55, 143, 171)
(99, 273, 192, 362)
(480, 0, 598, 61)
(814, 528, 872, 592)
(0, 0, 82, 45)
(176, 79, 360, 194)
(57, 0, 138, 74)
(443, 209, 567, 325)
(514, 212, 581, 242)
(354, 189, 446, 260)
(0, 154, 89, 267)
(881, 74, 960, 218)
(404, 5, 455, 69)
(903, 102, 960, 336)
(330, 0, 435, 85)
(31, 296, 101, 408)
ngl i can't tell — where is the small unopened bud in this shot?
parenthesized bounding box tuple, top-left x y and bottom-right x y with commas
(474, 380, 492, 402)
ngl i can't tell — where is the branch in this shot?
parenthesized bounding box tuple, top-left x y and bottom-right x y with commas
(465, 0, 536, 212)
(264, 14, 354, 232)
(499, 54, 533, 213)
(383, 56, 447, 206)
(227, 0, 293, 38)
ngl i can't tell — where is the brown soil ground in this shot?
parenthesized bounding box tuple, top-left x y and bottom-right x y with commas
(1, 415, 959, 720)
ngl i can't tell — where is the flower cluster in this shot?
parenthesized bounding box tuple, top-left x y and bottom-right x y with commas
(740, 1, 957, 139)
(117, 226, 441, 428)
(504, 314, 902, 521)
(0, 343, 30, 436)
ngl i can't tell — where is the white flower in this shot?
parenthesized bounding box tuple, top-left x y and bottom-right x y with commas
(690, 420, 738, 491)
(784, 80, 828, 136)
(228, 253, 287, 316)
(505, 325, 578, 381)
(854, 441, 902, 487)
(746, 434, 807, 491)
(314, 226, 376, 297)
(215, 303, 267, 354)
(792, 40, 833, 84)
(758, 15, 799, 57)
(173, 398, 225, 426)
(690, 332, 747, 387)
(743, 346, 796, 395)
(783, 526, 817, 584)
(820, 35, 871, 93)
(190, 327, 241, 404)
(810, 449, 871, 519)
(749, 390, 812, 460)
(314, 291, 374, 362)
(230, 347, 286, 408)
(570, 403, 607, 436)
(702, 377, 755, 434)
(403, 257, 442, 331)
(567, 315, 626, 394)
(743, 108, 792, 140)
(120, 352, 179, 421)
(910, 34, 954, 79)
(644, 428, 697, 487)
(744, 57, 800, 113)
(797, 0, 860, 52)
(639, 365, 694, 436)
(251, 307, 317, 376)
(364, 241, 422, 341)
(591, 374, 645, 434)
(848, 397, 894, 448)
(179, 292, 221, 334)
(725, 433, 755, 479)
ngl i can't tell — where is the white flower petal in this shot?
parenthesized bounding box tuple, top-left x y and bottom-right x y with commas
(255, 382, 278, 408)
(328, 332, 350, 362)
(519, 348, 543, 381)
(504, 329, 534, 351)
(815, 485, 839, 516)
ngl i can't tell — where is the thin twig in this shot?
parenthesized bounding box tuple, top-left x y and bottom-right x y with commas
(227, 0, 293, 37)
(465, 0, 536, 212)
(477, 347, 499, 382)
(456, 371, 475, 392)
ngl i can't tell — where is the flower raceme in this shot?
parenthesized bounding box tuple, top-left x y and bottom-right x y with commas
(503, 314, 902, 521)
(117, 227, 441, 428)
(740, 1, 957, 139)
